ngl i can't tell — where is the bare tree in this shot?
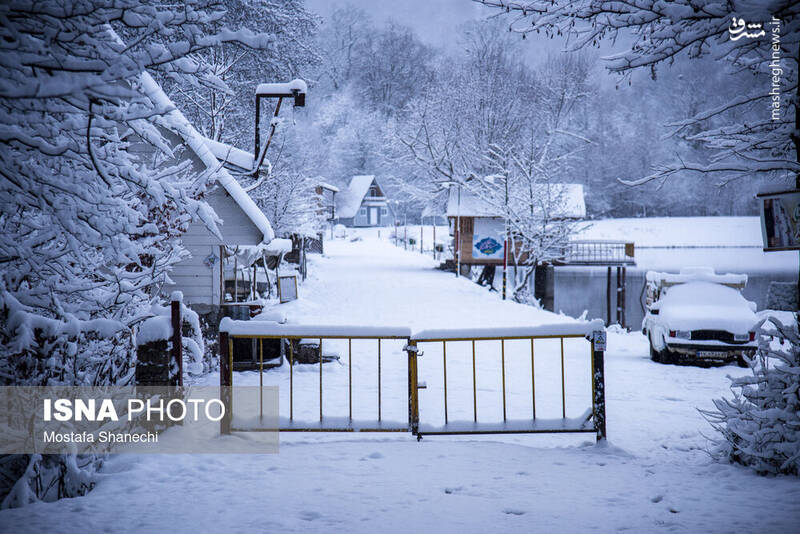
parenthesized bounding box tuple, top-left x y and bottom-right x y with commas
(475, 0, 800, 186)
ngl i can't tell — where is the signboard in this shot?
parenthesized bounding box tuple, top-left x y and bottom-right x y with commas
(472, 218, 505, 260)
(757, 189, 800, 251)
(277, 275, 298, 303)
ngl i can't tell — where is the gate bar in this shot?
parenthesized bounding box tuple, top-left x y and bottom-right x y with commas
(560, 337, 566, 419)
(259, 339, 263, 418)
(501, 339, 506, 422)
(319, 337, 323, 421)
(471, 339, 477, 422)
(530, 338, 536, 420)
(442, 341, 448, 424)
(348, 338, 352, 421)
(378, 339, 382, 421)
(289, 341, 294, 420)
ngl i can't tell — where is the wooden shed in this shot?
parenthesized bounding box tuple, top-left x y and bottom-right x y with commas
(446, 184, 586, 266)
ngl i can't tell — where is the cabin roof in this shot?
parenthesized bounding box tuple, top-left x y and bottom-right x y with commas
(138, 72, 274, 243)
(335, 175, 385, 218)
(446, 183, 586, 219)
(202, 137, 256, 172)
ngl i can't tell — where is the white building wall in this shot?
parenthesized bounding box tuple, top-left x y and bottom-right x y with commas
(168, 187, 264, 305)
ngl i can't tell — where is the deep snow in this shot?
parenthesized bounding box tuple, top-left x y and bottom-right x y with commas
(1, 232, 798, 533)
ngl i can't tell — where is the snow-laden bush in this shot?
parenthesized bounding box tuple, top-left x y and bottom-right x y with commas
(137, 295, 209, 380)
(702, 315, 800, 476)
(0, 0, 286, 508)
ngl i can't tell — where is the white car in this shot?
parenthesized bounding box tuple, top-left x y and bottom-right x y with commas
(642, 281, 758, 366)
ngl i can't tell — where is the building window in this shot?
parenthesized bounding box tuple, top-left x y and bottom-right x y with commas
(381, 207, 387, 216)
(369, 186, 379, 197)
(360, 207, 367, 216)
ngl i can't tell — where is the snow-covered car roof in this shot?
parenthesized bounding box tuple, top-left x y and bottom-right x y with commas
(656, 281, 757, 332)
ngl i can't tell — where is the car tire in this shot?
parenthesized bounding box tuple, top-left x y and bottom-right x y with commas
(736, 354, 748, 368)
(661, 349, 679, 365)
(649, 342, 663, 363)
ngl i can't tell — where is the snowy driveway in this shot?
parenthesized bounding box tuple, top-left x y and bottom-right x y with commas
(2, 234, 798, 532)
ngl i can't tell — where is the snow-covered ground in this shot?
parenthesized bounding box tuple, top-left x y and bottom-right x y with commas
(2, 234, 798, 532)
(576, 216, 796, 274)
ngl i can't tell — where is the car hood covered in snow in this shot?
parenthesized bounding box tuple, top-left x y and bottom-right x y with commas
(657, 282, 757, 333)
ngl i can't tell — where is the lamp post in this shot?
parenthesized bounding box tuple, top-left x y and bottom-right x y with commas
(443, 182, 462, 278)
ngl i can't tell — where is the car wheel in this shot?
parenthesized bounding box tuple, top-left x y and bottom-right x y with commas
(649, 342, 663, 363)
(736, 354, 748, 368)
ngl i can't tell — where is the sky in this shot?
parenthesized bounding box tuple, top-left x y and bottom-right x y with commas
(305, 0, 635, 87)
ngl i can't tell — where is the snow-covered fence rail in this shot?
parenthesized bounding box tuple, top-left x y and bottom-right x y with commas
(218, 319, 607, 441)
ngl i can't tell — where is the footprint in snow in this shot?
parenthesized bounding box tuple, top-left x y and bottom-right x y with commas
(650, 495, 663, 503)
(360, 452, 383, 460)
(503, 509, 527, 516)
(300, 511, 322, 521)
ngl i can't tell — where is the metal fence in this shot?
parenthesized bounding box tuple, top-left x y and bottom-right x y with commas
(218, 319, 607, 441)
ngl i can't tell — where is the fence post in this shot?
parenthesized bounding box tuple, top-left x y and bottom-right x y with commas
(171, 297, 183, 387)
(591, 330, 607, 441)
(219, 330, 232, 435)
(606, 266, 612, 326)
(405, 340, 420, 436)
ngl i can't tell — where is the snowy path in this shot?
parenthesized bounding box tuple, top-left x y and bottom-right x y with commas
(2, 234, 798, 532)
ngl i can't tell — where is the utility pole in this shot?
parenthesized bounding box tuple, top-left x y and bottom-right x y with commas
(456, 184, 461, 278)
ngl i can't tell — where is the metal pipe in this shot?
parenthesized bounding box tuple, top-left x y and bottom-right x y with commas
(501, 339, 506, 422)
(472, 339, 477, 422)
(319, 337, 323, 421)
(378, 339, 382, 422)
(289, 340, 293, 420)
(259, 338, 263, 418)
(442, 341, 448, 424)
(530, 338, 536, 420)
(560, 337, 566, 419)
(349, 338, 352, 421)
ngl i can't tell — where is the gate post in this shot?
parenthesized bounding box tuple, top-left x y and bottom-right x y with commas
(171, 296, 183, 387)
(219, 330, 232, 435)
(405, 340, 420, 436)
(591, 330, 607, 441)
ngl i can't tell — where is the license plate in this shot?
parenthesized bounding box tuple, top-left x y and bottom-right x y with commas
(697, 351, 727, 358)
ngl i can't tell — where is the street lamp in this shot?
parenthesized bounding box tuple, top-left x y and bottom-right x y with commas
(253, 79, 306, 176)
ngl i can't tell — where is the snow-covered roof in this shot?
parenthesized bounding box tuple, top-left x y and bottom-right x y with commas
(335, 175, 383, 219)
(446, 184, 586, 219)
(138, 72, 274, 243)
(256, 79, 308, 96)
(203, 137, 255, 171)
(646, 267, 748, 288)
(318, 182, 339, 193)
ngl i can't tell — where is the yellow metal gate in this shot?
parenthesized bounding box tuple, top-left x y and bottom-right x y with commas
(218, 319, 606, 441)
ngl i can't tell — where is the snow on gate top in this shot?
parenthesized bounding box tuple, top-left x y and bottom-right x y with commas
(218, 317, 605, 340)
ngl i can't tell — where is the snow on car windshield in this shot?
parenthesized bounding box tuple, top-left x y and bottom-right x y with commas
(662, 281, 747, 307)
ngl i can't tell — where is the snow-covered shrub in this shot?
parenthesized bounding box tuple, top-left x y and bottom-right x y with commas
(0, 1, 284, 507)
(702, 316, 800, 476)
(136, 295, 209, 381)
